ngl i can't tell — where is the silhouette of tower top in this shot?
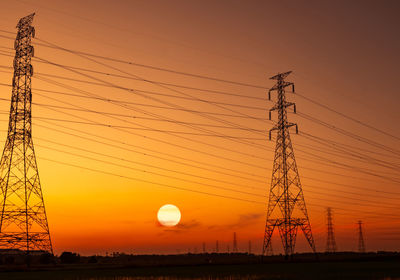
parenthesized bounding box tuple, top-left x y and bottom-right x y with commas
(263, 71, 316, 259)
(326, 207, 337, 253)
(0, 14, 53, 254)
(233, 232, 238, 253)
(357, 221, 366, 253)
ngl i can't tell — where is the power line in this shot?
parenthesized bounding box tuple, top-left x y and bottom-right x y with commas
(6, 50, 396, 168)
(35, 75, 272, 161)
(30, 36, 400, 143)
(37, 156, 266, 205)
(297, 111, 400, 157)
(2, 31, 399, 143)
(35, 116, 400, 202)
(3, 31, 400, 198)
(28, 56, 400, 181)
(33, 41, 270, 134)
(35, 93, 394, 180)
(0, 82, 267, 121)
(3, 45, 396, 164)
(30, 123, 400, 209)
(35, 142, 266, 198)
(36, 139, 400, 212)
(34, 117, 400, 202)
(32, 63, 272, 153)
(34, 120, 267, 182)
(34, 86, 400, 185)
(296, 92, 400, 141)
(26, 137, 400, 215)
(0, 64, 267, 111)
(25, 80, 400, 186)
(31, 74, 400, 185)
(0, 50, 267, 101)
(33, 36, 270, 90)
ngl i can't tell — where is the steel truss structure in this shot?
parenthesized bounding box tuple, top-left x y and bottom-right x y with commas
(0, 13, 53, 254)
(262, 71, 316, 259)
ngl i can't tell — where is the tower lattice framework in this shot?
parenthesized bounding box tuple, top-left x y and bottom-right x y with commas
(262, 71, 316, 258)
(0, 13, 53, 253)
(326, 207, 337, 253)
(357, 221, 365, 253)
(233, 232, 238, 253)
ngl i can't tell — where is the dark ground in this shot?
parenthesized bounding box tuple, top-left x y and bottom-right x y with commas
(0, 252, 399, 279)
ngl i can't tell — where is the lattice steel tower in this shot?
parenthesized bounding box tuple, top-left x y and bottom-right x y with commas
(262, 71, 316, 259)
(0, 13, 53, 254)
(233, 232, 238, 253)
(325, 207, 337, 253)
(357, 221, 365, 253)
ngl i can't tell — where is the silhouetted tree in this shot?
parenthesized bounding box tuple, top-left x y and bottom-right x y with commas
(60, 251, 80, 264)
(39, 252, 54, 264)
(88, 255, 98, 263)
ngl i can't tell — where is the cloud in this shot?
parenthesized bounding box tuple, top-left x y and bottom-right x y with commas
(207, 212, 264, 231)
(177, 219, 201, 229)
(158, 219, 201, 235)
(238, 213, 264, 225)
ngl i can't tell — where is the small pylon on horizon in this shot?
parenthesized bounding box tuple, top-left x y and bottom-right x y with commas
(326, 207, 337, 253)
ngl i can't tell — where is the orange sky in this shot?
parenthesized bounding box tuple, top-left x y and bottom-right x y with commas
(0, 0, 399, 255)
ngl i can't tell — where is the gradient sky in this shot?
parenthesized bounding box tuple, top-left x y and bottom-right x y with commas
(0, 0, 399, 255)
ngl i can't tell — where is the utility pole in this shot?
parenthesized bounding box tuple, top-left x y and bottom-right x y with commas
(357, 221, 366, 253)
(262, 71, 316, 259)
(0, 13, 53, 255)
(233, 232, 238, 253)
(326, 207, 337, 253)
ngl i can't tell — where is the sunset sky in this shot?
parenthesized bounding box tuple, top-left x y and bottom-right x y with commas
(0, 0, 399, 255)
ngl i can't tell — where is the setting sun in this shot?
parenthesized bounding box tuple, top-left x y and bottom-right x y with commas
(157, 204, 181, 227)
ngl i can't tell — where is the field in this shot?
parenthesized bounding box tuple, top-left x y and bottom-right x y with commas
(0, 253, 399, 280)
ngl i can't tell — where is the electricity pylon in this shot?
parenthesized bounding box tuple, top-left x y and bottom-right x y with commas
(326, 207, 337, 253)
(262, 71, 316, 259)
(233, 232, 238, 252)
(357, 221, 366, 253)
(0, 13, 53, 254)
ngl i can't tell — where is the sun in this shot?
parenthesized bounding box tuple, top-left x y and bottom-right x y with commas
(157, 204, 181, 227)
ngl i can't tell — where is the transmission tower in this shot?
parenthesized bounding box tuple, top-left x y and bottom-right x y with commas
(233, 232, 238, 253)
(357, 221, 366, 253)
(0, 14, 53, 254)
(215, 240, 219, 253)
(262, 71, 316, 259)
(326, 207, 337, 253)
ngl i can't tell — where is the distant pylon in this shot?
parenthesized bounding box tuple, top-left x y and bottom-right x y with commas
(202, 242, 206, 253)
(357, 221, 366, 253)
(233, 232, 238, 253)
(0, 13, 53, 254)
(262, 71, 316, 259)
(215, 240, 219, 253)
(326, 207, 337, 253)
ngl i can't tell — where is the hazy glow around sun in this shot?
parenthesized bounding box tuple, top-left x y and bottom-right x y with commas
(157, 204, 181, 227)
